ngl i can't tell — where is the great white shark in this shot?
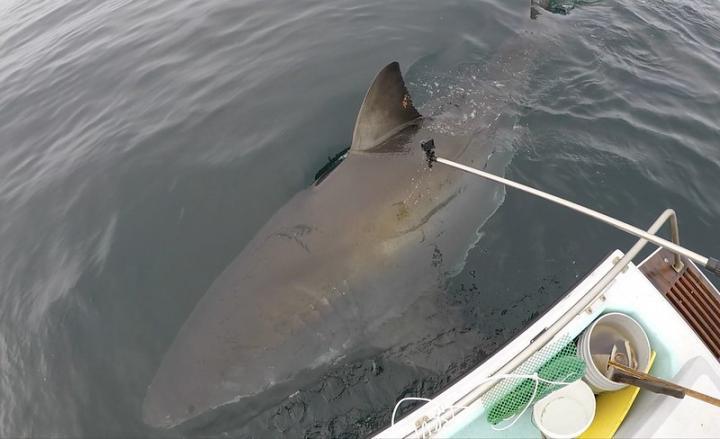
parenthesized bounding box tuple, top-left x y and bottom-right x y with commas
(144, 3, 560, 428)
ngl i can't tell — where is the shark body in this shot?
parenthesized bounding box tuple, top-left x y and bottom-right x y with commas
(142, 61, 510, 428)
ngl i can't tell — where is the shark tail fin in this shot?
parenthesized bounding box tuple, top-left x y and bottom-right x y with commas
(531, 0, 550, 18)
(531, 0, 575, 18)
(350, 62, 421, 152)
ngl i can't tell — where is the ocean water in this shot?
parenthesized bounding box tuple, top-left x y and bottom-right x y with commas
(1, 0, 719, 437)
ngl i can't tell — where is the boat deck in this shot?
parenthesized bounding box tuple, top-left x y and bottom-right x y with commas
(640, 249, 720, 359)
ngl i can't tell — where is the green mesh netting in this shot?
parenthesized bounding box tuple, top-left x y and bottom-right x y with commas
(484, 337, 586, 426)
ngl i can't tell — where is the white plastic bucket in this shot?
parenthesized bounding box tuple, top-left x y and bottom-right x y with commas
(577, 312, 651, 393)
(532, 380, 596, 439)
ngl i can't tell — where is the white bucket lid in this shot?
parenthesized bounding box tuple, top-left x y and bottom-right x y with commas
(533, 380, 596, 438)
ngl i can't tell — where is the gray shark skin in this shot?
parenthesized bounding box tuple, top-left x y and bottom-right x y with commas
(142, 61, 512, 428)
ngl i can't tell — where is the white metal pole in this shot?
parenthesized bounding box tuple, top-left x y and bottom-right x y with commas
(435, 156, 717, 270)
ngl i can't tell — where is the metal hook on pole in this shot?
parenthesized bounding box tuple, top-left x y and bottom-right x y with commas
(421, 142, 720, 277)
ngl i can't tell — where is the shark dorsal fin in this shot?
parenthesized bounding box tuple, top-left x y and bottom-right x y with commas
(350, 62, 421, 151)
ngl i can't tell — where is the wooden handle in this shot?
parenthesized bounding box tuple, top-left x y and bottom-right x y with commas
(609, 360, 720, 408)
(610, 371, 685, 399)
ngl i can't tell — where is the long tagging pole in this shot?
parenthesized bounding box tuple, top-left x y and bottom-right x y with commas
(428, 153, 720, 276)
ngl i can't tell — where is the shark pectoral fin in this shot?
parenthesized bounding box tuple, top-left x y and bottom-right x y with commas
(350, 62, 422, 152)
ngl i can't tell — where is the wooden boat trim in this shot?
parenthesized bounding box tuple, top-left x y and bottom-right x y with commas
(639, 248, 720, 360)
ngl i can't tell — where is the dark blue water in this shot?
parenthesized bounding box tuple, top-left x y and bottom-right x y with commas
(1, 0, 719, 437)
